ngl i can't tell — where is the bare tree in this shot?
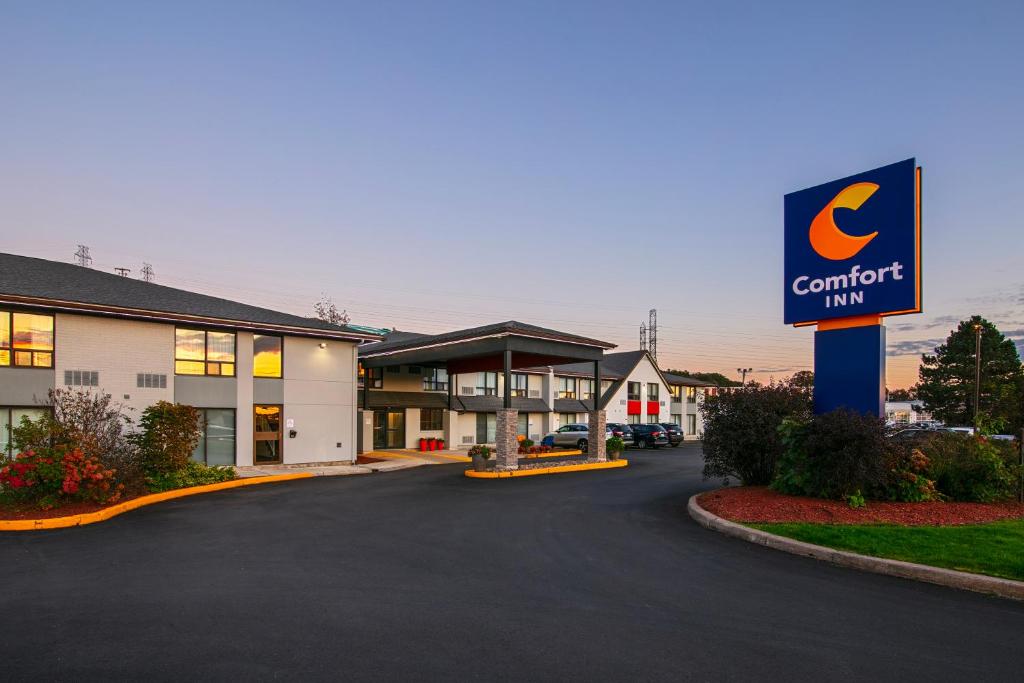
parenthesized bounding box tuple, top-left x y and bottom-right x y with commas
(313, 295, 350, 326)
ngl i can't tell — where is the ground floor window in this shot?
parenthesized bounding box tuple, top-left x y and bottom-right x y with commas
(420, 408, 444, 431)
(670, 414, 682, 426)
(1, 406, 49, 457)
(559, 412, 576, 428)
(191, 409, 236, 466)
(647, 414, 659, 424)
(627, 414, 640, 425)
(686, 414, 697, 435)
(476, 413, 496, 444)
(517, 413, 528, 437)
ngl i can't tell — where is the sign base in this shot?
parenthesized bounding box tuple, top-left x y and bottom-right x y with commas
(813, 324, 885, 417)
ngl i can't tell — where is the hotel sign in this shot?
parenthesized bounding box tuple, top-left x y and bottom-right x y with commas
(784, 158, 921, 325)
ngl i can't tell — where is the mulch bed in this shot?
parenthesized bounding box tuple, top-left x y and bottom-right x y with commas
(699, 486, 1024, 526)
(355, 455, 385, 464)
(0, 493, 146, 521)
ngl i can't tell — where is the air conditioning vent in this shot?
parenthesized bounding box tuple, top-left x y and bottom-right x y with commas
(462, 435, 474, 444)
(530, 433, 540, 442)
(620, 399, 627, 405)
(460, 387, 475, 396)
(529, 390, 541, 398)
(65, 370, 99, 387)
(660, 400, 666, 406)
(136, 373, 168, 389)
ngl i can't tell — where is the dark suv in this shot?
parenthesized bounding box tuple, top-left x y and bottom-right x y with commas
(659, 423, 684, 447)
(606, 423, 635, 446)
(630, 424, 670, 449)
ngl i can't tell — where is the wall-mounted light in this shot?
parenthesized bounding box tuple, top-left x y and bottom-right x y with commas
(319, 342, 328, 349)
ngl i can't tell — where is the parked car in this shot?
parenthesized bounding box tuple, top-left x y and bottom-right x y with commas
(888, 429, 935, 443)
(607, 422, 635, 446)
(546, 423, 613, 453)
(629, 424, 670, 449)
(659, 423, 684, 447)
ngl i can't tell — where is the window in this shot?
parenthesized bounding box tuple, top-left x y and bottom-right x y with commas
(686, 387, 696, 404)
(477, 372, 497, 396)
(557, 376, 576, 399)
(253, 335, 282, 378)
(386, 366, 402, 374)
(627, 382, 641, 401)
(648, 383, 659, 401)
(669, 385, 682, 400)
(671, 414, 682, 426)
(647, 413, 659, 424)
(175, 329, 235, 376)
(509, 373, 529, 398)
(627, 414, 640, 425)
(517, 413, 529, 437)
(191, 409, 236, 466)
(0, 311, 54, 368)
(2, 407, 49, 457)
(136, 373, 168, 389)
(420, 408, 444, 431)
(423, 368, 449, 392)
(579, 379, 595, 401)
(408, 366, 422, 375)
(64, 370, 99, 387)
(358, 364, 383, 389)
(475, 412, 496, 443)
(559, 412, 575, 427)
(686, 414, 697, 435)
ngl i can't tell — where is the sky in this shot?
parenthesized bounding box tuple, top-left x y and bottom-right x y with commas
(2, 0, 1022, 388)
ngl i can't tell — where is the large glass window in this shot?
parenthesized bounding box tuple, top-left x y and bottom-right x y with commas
(558, 412, 575, 427)
(510, 373, 528, 398)
(628, 382, 641, 401)
(1, 407, 49, 457)
(358, 364, 383, 389)
(579, 379, 594, 401)
(517, 413, 529, 437)
(669, 385, 682, 400)
(648, 383, 659, 401)
(557, 377, 576, 399)
(477, 372, 497, 396)
(191, 409, 236, 466)
(686, 387, 697, 404)
(0, 312, 54, 368)
(420, 408, 444, 431)
(647, 413, 659, 424)
(253, 335, 282, 378)
(627, 413, 640, 425)
(175, 328, 236, 376)
(475, 412, 496, 443)
(687, 414, 697, 435)
(423, 368, 449, 392)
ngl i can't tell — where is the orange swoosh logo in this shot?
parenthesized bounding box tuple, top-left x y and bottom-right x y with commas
(809, 182, 879, 260)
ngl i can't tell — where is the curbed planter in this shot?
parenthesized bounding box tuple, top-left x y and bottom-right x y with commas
(608, 450, 622, 461)
(687, 491, 1024, 602)
(472, 455, 489, 472)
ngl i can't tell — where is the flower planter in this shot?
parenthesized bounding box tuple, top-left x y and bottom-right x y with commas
(419, 438, 427, 452)
(608, 450, 622, 461)
(472, 455, 489, 472)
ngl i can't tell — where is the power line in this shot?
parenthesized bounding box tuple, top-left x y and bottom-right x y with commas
(140, 262, 155, 283)
(114, 267, 131, 277)
(74, 244, 92, 267)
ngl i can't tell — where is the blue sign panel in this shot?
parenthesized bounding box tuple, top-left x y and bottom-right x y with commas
(784, 159, 920, 325)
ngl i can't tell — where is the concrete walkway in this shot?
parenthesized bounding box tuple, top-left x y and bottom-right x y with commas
(234, 449, 471, 478)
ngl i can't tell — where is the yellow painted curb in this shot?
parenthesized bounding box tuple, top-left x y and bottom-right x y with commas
(464, 459, 628, 478)
(0, 473, 314, 532)
(428, 452, 472, 462)
(521, 449, 583, 459)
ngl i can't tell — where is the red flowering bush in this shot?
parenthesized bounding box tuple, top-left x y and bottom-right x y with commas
(0, 446, 124, 510)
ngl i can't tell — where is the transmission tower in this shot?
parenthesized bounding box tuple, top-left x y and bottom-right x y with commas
(140, 263, 155, 283)
(639, 323, 647, 351)
(648, 308, 658, 361)
(74, 245, 93, 267)
(114, 267, 131, 277)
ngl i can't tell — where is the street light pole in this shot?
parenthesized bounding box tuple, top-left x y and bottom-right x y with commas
(737, 367, 752, 387)
(973, 323, 982, 430)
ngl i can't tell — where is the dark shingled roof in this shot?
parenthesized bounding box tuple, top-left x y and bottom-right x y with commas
(453, 395, 550, 413)
(358, 320, 615, 356)
(662, 372, 718, 388)
(0, 252, 379, 340)
(548, 350, 648, 380)
(358, 391, 450, 410)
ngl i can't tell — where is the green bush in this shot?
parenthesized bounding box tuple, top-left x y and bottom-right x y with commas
(133, 402, 202, 476)
(919, 433, 1019, 502)
(146, 461, 235, 493)
(606, 436, 625, 454)
(701, 384, 812, 485)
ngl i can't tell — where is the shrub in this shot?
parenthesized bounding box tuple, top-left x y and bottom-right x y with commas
(517, 439, 535, 454)
(146, 461, 235, 493)
(774, 409, 893, 500)
(885, 448, 940, 503)
(606, 436, 625, 454)
(468, 445, 492, 459)
(0, 446, 124, 510)
(133, 402, 202, 476)
(919, 433, 1019, 502)
(701, 383, 812, 485)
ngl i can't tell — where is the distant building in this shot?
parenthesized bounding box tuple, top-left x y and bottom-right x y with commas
(885, 400, 932, 425)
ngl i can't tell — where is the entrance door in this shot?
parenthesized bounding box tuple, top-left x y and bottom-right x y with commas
(254, 405, 283, 464)
(373, 409, 405, 449)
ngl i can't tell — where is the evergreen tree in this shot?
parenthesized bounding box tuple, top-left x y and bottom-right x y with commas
(917, 316, 1023, 431)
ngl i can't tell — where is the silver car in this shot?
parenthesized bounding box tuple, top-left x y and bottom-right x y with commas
(547, 423, 613, 452)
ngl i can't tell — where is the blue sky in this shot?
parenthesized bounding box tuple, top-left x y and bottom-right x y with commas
(3, 1, 1022, 387)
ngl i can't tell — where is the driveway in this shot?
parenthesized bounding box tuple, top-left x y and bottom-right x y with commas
(2, 444, 1022, 681)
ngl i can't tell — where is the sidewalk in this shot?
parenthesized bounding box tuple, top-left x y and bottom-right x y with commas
(234, 449, 470, 479)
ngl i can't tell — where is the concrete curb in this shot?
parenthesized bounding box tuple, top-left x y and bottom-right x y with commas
(687, 492, 1024, 602)
(465, 459, 628, 478)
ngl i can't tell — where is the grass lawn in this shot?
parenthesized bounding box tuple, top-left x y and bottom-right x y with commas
(750, 520, 1024, 581)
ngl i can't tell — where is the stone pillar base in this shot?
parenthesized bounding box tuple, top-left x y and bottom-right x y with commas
(495, 409, 519, 470)
(588, 410, 607, 462)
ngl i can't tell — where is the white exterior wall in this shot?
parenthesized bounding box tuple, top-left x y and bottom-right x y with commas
(601, 356, 671, 425)
(281, 336, 359, 464)
(54, 313, 175, 420)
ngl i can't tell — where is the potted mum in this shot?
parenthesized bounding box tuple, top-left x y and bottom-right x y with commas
(469, 445, 492, 472)
(606, 436, 625, 461)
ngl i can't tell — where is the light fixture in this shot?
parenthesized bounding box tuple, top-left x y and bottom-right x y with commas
(319, 342, 327, 349)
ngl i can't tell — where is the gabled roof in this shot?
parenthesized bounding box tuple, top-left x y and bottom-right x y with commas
(0, 252, 380, 341)
(662, 372, 718, 388)
(547, 350, 648, 380)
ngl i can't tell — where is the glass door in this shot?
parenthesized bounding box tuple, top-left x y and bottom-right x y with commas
(373, 410, 387, 449)
(254, 405, 282, 464)
(385, 410, 405, 448)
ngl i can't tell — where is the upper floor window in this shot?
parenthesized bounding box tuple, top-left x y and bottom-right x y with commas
(557, 376, 576, 399)
(686, 387, 697, 403)
(579, 378, 595, 401)
(477, 372, 498, 396)
(669, 385, 682, 399)
(253, 335, 282, 378)
(0, 311, 54, 368)
(627, 382, 641, 401)
(510, 373, 528, 398)
(175, 328, 235, 376)
(648, 383, 659, 401)
(423, 368, 449, 392)
(358, 364, 383, 389)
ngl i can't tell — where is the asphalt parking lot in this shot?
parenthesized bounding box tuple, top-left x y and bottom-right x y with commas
(2, 443, 1023, 681)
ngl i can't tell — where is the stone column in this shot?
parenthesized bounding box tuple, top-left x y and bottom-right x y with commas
(495, 409, 519, 470)
(588, 409, 607, 462)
